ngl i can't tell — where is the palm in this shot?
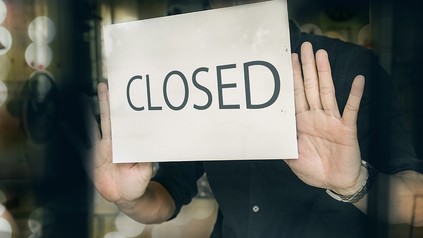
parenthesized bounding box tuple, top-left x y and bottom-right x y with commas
(285, 42, 365, 194)
(294, 110, 360, 190)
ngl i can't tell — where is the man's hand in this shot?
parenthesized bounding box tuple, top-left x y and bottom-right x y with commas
(284, 42, 367, 196)
(87, 83, 153, 207)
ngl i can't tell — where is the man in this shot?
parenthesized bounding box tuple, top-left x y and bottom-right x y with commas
(88, 0, 423, 237)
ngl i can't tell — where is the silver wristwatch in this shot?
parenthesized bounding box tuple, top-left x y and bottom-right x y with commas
(326, 160, 377, 203)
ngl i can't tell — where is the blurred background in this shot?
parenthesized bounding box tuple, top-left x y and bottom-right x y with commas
(0, 0, 422, 237)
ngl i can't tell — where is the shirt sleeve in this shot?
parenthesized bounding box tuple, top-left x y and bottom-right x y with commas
(151, 161, 205, 219)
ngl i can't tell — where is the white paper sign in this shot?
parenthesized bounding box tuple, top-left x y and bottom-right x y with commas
(103, 0, 298, 163)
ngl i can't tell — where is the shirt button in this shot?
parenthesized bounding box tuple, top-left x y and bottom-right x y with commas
(252, 205, 260, 213)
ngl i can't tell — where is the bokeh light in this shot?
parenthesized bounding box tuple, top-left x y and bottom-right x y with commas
(0, 80, 7, 106)
(190, 198, 217, 220)
(0, 27, 12, 55)
(0, 1, 6, 24)
(0, 217, 12, 238)
(325, 31, 346, 42)
(103, 231, 126, 238)
(171, 205, 193, 226)
(25, 43, 52, 70)
(358, 24, 371, 48)
(28, 207, 53, 237)
(0, 204, 5, 216)
(300, 23, 323, 36)
(28, 16, 55, 45)
(114, 212, 145, 237)
(151, 222, 181, 238)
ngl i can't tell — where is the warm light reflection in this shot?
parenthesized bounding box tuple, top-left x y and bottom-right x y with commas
(114, 5, 138, 23)
(0, 27, 11, 55)
(25, 43, 52, 70)
(0, 80, 7, 106)
(0, 1, 6, 24)
(28, 16, 56, 45)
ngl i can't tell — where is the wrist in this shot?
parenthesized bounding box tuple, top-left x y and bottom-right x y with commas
(334, 165, 368, 196)
(326, 160, 377, 203)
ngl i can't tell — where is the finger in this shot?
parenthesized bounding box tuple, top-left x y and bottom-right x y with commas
(292, 53, 309, 114)
(300, 42, 322, 110)
(80, 94, 102, 146)
(315, 49, 341, 118)
(98, 82, 112, 140)
(342, 75, 365, 127)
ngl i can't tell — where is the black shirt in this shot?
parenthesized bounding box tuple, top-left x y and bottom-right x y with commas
(152, 21, 423, 238)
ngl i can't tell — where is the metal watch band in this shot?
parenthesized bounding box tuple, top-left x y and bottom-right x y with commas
(326, 160, 377, 203)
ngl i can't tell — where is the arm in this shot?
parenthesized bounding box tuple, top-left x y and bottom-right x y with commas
(285, 42, 423, 226)
(354, 170, 423, 226)
(88, 83, 175, 224)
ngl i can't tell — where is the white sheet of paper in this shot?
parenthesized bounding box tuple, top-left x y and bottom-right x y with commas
(103, 0, 298, 163)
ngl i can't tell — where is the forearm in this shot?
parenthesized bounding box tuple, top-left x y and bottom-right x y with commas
(353, 170, 423, 226)
(116, 181, 176, 224)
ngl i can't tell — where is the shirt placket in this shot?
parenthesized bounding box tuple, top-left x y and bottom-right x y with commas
(248, 162, 263, 238)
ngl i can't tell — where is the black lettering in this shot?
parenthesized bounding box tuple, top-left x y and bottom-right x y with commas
(126, 75, 144, 111)
(192, 67, 212, 110)
(163, 71, 189, 111)
(244, 60, 280, 109)
(216, 64, 240, 109)
(146, 75, 162, 110)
